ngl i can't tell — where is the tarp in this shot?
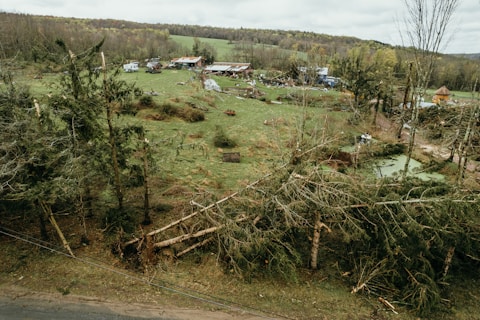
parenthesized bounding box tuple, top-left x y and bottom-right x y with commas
(204, 79, 221, 92)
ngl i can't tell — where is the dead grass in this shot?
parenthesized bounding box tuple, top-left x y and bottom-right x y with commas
(0, 237, 402, 320)
(4, 234, 480, 320)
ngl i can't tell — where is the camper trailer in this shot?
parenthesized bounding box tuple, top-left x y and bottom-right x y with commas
(123, 61, 139, 72)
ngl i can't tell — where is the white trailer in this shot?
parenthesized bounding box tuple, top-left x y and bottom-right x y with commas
(123, 61, 139, 72)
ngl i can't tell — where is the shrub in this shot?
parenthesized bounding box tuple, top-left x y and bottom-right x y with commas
(103, 207, 137, 233)
(120, 102, 138, 116)
(139, 95, 155, 107)
(370, 143, 406, 157)
(158, 102, 178, 116)
(178, 107, 205, 122)
(213, 125, 237, 148)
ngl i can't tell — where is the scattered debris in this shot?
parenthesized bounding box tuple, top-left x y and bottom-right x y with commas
(378, 297, 398, 314)
(224, 109, 236, 116)
(204, 78, 221, 92)
(222, 152, 240, 163)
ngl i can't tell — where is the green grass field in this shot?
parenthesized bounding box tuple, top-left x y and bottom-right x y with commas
(170, 35, 234, 61)
(118, 68, 349, 193)
(169, 34, 306, 62)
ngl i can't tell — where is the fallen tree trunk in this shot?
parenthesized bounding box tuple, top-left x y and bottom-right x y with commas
(153, 215, 249, 249)
(124, 192, 239, 247)
(176, 236, 214, 258)
(40, 200, 75, 257)
(154, 225, 220, 249)
(124, 172, 275, 247)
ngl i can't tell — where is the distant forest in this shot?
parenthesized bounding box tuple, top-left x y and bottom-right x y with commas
(0, 12, 479, 91)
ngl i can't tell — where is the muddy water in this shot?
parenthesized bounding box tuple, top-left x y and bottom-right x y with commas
(375, 154, 444, 181)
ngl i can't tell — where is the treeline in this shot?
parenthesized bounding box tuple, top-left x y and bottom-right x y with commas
(0, 12, 182, 66)
(0, 12, 479, 91)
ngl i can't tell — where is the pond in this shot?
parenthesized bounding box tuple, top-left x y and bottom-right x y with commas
(374, 154, 444, 181)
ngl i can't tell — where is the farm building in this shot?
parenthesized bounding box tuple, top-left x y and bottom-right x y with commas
(204, 62, 253, 78)
(169, 56, 203, 69)
(432, 85, 451, 103)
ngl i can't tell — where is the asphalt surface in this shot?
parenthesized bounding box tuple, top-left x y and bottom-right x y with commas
(0, 296, 174, 320)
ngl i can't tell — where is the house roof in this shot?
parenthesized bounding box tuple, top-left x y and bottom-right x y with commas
(435, 85, 450, 95)
(205, 65, 231, 72)
(204, 62, 251, 72)
(171, 56, 202, 64)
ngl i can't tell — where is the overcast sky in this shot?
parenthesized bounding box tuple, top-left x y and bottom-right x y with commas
(2, 0, 479, 54)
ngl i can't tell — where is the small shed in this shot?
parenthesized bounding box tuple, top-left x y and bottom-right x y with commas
(433, 86, 450, 103)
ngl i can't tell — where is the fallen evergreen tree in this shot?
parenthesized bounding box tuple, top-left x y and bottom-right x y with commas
(123, 156, 480, 316)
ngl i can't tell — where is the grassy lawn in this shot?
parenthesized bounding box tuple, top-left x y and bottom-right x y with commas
(120, 68, 346, 192)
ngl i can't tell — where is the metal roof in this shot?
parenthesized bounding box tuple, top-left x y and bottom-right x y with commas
(205, 65, 231, 72)
(204, 62, 251, 72)
(171, 56, 202, 64)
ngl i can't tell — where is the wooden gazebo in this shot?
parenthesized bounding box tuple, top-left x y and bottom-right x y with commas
(433, 85, 450, 103)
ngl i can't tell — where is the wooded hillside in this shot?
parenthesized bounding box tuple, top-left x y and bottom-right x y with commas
(1, 12, 479, 91)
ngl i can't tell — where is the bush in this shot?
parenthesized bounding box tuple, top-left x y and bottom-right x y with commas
(158, 102, 178, 116)
(371, 143, 406, 157)
(120, 102, 138, 116)
(139, 95, 155, 107)
(103, 207, 138, 233)
(213, 125, 237, 148)
(178, 107, 205, 122)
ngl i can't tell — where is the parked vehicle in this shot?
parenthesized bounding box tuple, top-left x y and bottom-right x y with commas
(123, 62, 139, 72)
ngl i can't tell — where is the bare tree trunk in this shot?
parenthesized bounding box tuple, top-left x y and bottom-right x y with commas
(397, 63, 412, 139)
(154, 226, 220, 249)
(442, 246, 455, 278)
(40, 200, 75, 257)
(372, 92, 380, 126)
(176, 237, 214, 258)
(456, 105, 479, 185)
(310, 212, 331, 270)
(107, 106, 123, 209)
(310, 213, 321, 270)
(403, 97, 420, 179)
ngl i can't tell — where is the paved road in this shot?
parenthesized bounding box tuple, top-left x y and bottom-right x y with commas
(0, 296, 174, 320)
(0, 285, 266, 320)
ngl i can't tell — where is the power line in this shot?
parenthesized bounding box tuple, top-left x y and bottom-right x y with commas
(0, 225, 291, 320)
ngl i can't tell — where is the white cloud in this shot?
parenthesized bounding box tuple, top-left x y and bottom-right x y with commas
(2, 0, 479, 53)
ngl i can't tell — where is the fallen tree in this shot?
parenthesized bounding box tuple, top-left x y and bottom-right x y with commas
(120, 156, 480, 316)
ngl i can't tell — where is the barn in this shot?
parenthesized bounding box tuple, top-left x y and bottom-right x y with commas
(204, 62, 253, 78)
(169, 56, 203, 69)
